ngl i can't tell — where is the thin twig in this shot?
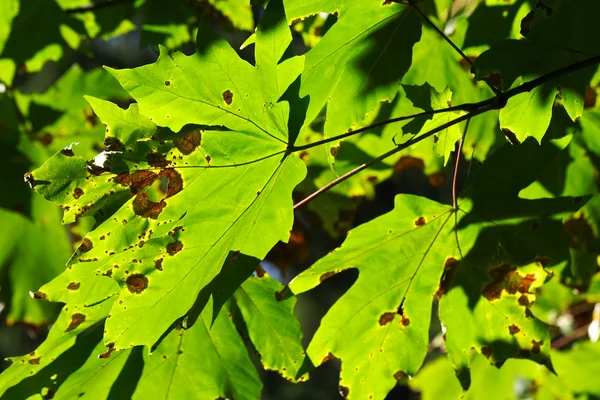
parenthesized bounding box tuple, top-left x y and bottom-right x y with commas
(551, 323, 590, 349)
(294, 105, 492, 210)
(452, 117, 470, 209)
(293, 54, 600, 209)
(409, 1, 499, 95)
(290, 104, 474, 152)
(65, 0, 135, 14)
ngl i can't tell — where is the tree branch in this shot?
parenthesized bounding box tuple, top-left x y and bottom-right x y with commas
(293, 53, 600, 209)
(294, 105, 492, 210)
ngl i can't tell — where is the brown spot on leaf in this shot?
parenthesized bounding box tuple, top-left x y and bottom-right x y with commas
(37, 132, 53, 146)
(166, 241, 183, 256)
(28, 357, 40, 365)
(146, 152, 171, 168)
(481, 346, 492, 359)
(379, 312, 395, 326)
(133, 192, 166, 219)
(319, 271, 336, 283)
(115, 171, 159, 194)
(159, 169, 183, 198)
(155, 258, 163, 271)
(339, 386, 349, 398)
(393, 371, 404, 380)
(509, 325, 520, 335)
(174, 130, 201, 155)
(394, 156, 424, 172)
(222, 90, 233, 105)
(330, 144, 340, 157)
(126, 274, 148, 294)
(400, 316, 410, 326)
(437, 258, 459, 297)
(429, 173, 445, 187)
(483, 264, 535, 301)
(67, 282, 80, 290)
(531, 340, 543, 354)
(30, 291, 47, 300)
(86, 161, 109, 176)
(73, 188, 84, 199)
(65, 313, 86, 332)
(60, 147, 74, 157)
(517, 274, 536, 293)
(256, 265, 267, 278)
(99, 344, 115, 359)
(78, 238, 93, 254)
(518, 295, 530, 307)
(414, 217, 426, 227)
(165, 80, 171, 86)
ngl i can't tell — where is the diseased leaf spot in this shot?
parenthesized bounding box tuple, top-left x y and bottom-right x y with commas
(518, 295, 530, 307)
(379, 312, 395, 326)
(146, 152, 171, 168)
(166, 241, 183, 256)
(60, 147, 74, 157)
(531, 339, 543, 354)
(165, 80, 171, 86)
(28, 357, 41, 365)
(133, 192, 166, 219)
(65, 313, 86, 332)
(481, 346, 492, 358)
(30, 291, 47, 300)
(339, 386, 349, 398)
(509, 325, 520, 335)
(99, 344, 115, 359)
(437, 258, 459, 297)
(104, 137, 125, 152)
(67, 282, 80, 290)
(174, 130, 201, 155)
(126, 274, 149, 294)
(255, 265, 267, 278)
(393, 371, 404, 380)
(222, 90, 233, 105)
(159, 169, 183, 198)
(400, 316, 410, 326)
(73, 188, 84, 199)
(155, 258, 163, 271)
(414, 217, 426, 226)
(78, 238, 93, 254)
(319, 271, 336, 282)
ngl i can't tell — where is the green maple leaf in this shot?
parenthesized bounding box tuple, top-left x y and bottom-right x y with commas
(28, 0, 306, 359)
(285, 0, 422, 137)
(288, 139, 583, 398)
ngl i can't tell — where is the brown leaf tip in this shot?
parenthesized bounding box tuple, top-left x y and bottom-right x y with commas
(126, 274, 149, 294)
(379, 312, 395, 326)
(78, 238, 93, 254)
(222, 90, 233, 105)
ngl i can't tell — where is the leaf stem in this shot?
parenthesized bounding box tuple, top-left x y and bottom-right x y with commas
(294, 53, 600, 209)
(452, 117, 470, 210)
